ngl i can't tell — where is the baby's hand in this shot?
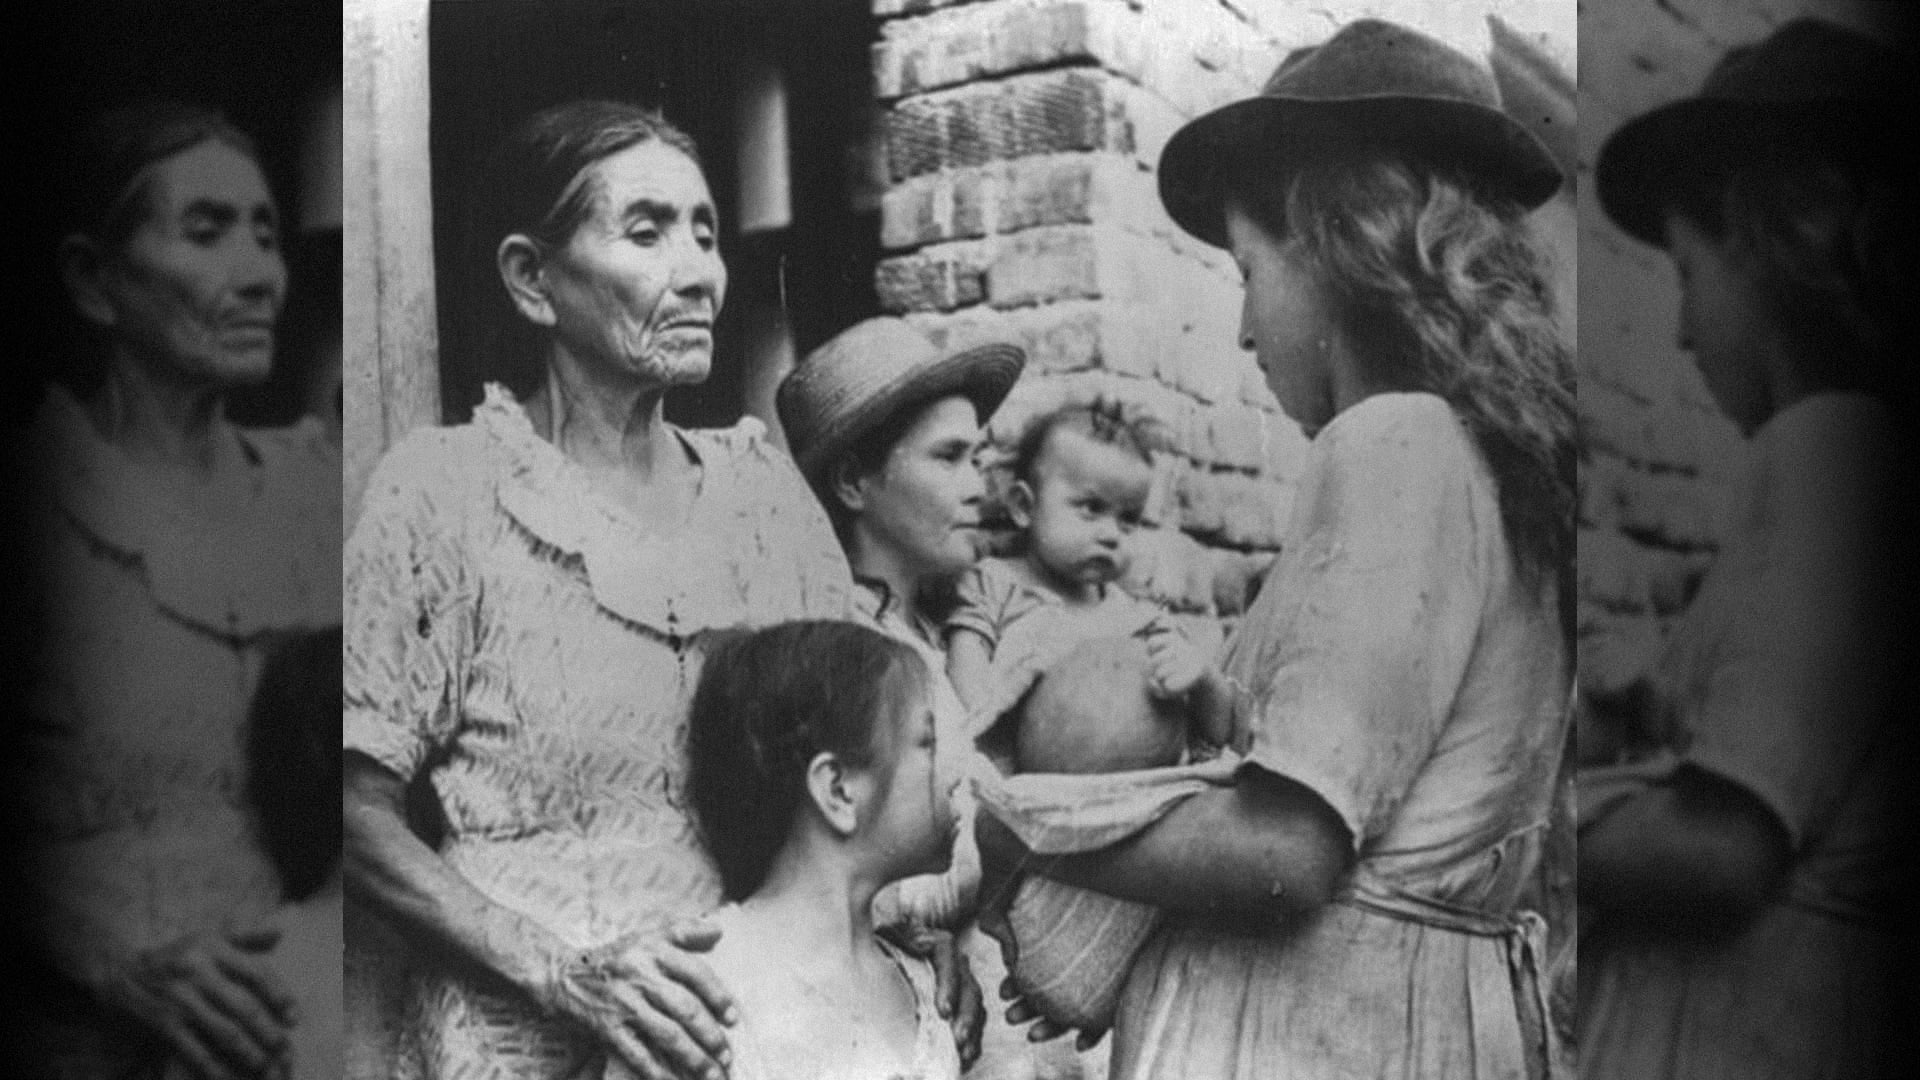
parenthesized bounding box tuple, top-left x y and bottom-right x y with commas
(1141, 619, 1207, 699)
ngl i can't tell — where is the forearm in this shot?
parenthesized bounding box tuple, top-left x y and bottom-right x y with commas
(343, 755, 568, 1004)
(1579, 767, 1790, 929)
(981, 771, 1350, 923)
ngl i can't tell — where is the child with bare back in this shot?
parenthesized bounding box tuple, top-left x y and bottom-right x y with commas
(602, 620, 962, 1080)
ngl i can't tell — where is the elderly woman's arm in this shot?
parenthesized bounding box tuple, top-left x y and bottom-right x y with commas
(344, 754, 737, 1080)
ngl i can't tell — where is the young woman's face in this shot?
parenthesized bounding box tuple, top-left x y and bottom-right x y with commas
(1664, 213, 1778, 435)
(540, 140, 728, 389)
(98, 140, 286, 388)
(864, 664, 954, 879)
(851, 395, 989, 581)
(1223, 197, 1345, 438)
(1018, 428, 1150, 593)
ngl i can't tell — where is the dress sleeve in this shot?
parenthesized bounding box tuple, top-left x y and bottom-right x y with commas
(1682, 417, 1898, 852)
(944, 560, 1018, 649)
(1238, 397, 1491, 850)
(342, 429, 479, 782)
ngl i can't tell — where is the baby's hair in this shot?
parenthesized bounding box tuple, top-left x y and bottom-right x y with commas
(689, 620, 930, 901)
(1012, 400, 1173, 485)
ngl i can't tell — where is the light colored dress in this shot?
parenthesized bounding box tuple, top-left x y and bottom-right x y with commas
(13, 386, 341, 1076)
(343, 384, 852, 1079)
(1110, 392, 1571, 1080)
(1577, 392, 1901, 1079)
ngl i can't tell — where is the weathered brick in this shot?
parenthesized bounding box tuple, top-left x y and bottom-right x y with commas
(885, 69, 1112, 182)
(1617, 468, 1717, 550)
(1122, 524, 1218, 614)
(875, 242, 992, 313)
(874, 0, 988, 20)
(1578, 526, 1651, 614)
(986, 225, 1100, 307)
(1576, 609, 1668, 705)
(880, 169, 989, 250)
(1177, 467, 1227, 536)
(874, 0, 1099, 101)
(1205, 403, 1269, 472)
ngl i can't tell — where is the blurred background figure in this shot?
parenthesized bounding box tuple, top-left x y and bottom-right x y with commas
(4, 5, 342, 1079)
(1577, 9, 1918, 1079)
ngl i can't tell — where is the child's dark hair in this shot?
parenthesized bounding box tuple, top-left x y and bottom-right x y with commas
(247, 627, 342, 902)
(689, 620, 929, 901)
(1012, 400, 1173, 486)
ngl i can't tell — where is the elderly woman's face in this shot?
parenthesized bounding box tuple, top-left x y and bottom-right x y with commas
(97, 140, 286, 387)
(1665, 212, 1777, 435)
(849, 395, 988, 581)
(541, 140, 727, 388)
(1223, 198, 1344, 438)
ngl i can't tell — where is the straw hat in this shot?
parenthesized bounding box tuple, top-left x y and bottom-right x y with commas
(777, 316, 1025, 483)
(1596, 18, 1907, 248)
(1157, 18, 1562, 249)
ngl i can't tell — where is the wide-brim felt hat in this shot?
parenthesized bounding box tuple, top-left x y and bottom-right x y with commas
(778, 316, 1025, 483)
(1158, 18, 1563, 249)
(1597, 18, 1909, 248)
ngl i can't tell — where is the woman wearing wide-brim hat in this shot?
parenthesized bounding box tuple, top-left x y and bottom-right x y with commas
(778, 315, 1027, 1072)
(779, 315, 1023, 650)
(972, 18, 1576, 1079)
(1578, 19, 1914, 1079)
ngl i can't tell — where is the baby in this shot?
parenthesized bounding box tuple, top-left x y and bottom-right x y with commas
(947, 402, 1232, 767)
(606, 620, 963, 1080)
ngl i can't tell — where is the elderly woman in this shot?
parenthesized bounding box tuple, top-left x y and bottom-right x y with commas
(1578, 20, 1910, 1079)
(977, 20, 1576, 1079)
(10, 101, 340, 1079)
(341, 101, 851, 1080)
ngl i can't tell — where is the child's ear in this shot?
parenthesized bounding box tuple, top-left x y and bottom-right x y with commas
(1007, 479, 1036, 529)
(805, 751, 866, 837)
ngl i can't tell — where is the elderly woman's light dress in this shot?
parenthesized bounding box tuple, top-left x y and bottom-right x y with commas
(343, 101, 851, 1079)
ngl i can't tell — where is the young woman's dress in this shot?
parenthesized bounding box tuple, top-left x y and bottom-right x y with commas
(343, 384, 852, 1079)
(1577, 392, 1902, 1079)
(1110, 393, 1572, 1080)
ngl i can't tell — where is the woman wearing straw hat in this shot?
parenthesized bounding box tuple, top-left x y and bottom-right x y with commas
(342, 101, 854, 1080)
(778, 316, 1064, 1077)
(974, 18, 1576, 1079)
(1578, 19, 1913, 1079)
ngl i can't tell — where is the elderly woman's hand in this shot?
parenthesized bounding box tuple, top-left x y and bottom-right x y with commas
(539, 916, 737, 1080)
(98, 916, 297, 1080)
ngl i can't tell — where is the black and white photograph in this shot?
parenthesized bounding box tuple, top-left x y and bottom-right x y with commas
(345, 1, 1577, 1078)
(4, 3, 343, 1079)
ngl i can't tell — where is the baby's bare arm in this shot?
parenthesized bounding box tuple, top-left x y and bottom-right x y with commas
(946, 627, 996, 715)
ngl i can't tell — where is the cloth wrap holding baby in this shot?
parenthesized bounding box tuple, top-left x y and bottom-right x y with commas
(969, 629, 1243, 1030)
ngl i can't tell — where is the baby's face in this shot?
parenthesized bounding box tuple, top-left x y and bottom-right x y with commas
(1022, 430, 1152, 591)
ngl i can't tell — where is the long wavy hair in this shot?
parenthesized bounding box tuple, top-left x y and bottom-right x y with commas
(1230, 145, 1576, 644)
(1663, 143, 1911, 402)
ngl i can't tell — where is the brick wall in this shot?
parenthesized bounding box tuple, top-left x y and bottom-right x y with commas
(871, 0, 1572, 621)
(1575, 0, 1896, 713)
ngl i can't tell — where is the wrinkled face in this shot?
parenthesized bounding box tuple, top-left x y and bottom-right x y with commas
(1224, 197, 1344, 438)
(1019, 428, 1150, 593)
(542, 140, 727, 388)
(852, 395, 989, 581)
(863, 661, 954, 879)
(1664, 213, 1777, 435)
(96, 140, 287, 387)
